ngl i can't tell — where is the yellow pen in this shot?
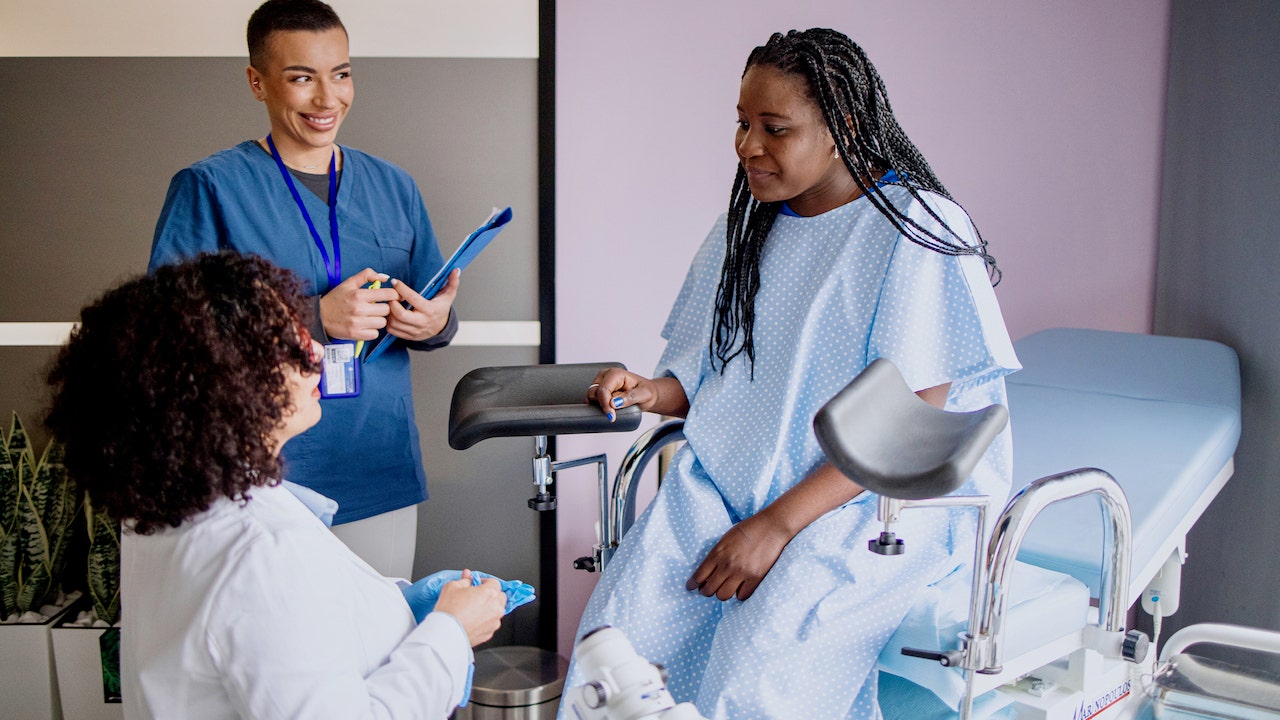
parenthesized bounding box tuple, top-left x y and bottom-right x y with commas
(354, 279, 382, 357)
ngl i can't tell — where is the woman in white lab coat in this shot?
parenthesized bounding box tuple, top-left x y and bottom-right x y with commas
(46, 252, 507, 719)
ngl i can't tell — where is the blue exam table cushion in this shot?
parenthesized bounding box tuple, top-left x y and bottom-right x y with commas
(1007, 329, 1240, 597)
(877, 328, 1240, 710)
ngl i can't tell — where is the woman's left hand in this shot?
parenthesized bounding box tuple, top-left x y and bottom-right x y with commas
(385, 269, 460, 341)
(687, 514, 793, 601)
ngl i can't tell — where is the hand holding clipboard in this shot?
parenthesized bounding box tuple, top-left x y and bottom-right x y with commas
(363, 206, 513, 363)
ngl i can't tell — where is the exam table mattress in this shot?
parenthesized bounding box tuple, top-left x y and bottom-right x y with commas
(878, 328, 1241, 708)
(1006, 328, 1241, 598)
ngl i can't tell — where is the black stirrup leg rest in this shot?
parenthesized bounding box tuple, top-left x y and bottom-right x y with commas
(449, 362, 644, 451)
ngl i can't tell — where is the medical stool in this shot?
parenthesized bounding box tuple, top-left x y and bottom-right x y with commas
(448, 363, 644, 719)
(452, 646, 569, 720)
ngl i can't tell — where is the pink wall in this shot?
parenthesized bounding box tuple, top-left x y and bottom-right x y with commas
(554, 0, 1170, 656)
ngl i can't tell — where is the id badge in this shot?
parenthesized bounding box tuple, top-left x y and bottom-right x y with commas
(320, 341, 361, 398)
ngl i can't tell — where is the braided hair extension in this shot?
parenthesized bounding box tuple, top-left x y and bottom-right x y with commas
(709, 29, 1001, 377)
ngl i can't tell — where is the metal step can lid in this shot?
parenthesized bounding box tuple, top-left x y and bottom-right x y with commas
(469, 646, 569, 707)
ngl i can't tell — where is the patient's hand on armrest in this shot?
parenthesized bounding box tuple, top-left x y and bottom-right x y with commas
(588, 368, 690, 421)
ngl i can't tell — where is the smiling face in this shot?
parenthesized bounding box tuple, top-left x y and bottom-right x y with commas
(735, 64, 858, 216)
(246, 26, 352, 166)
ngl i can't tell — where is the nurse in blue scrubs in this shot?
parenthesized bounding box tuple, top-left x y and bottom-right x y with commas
(150, 0, 455, 577)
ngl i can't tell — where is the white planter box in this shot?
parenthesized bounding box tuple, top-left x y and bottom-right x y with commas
(0, 603, 76, 720)
(51, 622, 122, 720)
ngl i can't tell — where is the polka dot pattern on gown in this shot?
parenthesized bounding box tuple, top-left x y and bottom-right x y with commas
(559, 188, 1020, 720)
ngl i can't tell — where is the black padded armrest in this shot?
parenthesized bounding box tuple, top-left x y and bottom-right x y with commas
(813, 359, 1008, 500)
(449, 363, 644, 450)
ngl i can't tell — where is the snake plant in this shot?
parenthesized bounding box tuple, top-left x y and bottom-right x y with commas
(1, 413, 80, 619)
(0, 414, 25, 618)
(85, 494, 120, 625)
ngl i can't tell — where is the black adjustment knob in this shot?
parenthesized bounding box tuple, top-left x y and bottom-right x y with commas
(528, 492, 557, 511)
(901, 646, 963, 667)
(869, 531, 905, 555)
(573, 556, 597, 572)
(1122, 630, 1150, 663)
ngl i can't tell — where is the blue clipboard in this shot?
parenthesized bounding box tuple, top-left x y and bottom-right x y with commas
(363, 206, 513, 364)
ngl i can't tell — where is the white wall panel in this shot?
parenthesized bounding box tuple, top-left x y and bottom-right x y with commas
(0, 0, 537, 58)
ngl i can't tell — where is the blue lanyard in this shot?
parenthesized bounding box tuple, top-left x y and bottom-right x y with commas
(266, 134, 341, 291)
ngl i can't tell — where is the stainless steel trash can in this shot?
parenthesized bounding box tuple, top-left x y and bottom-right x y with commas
(452, 646, 569, 720)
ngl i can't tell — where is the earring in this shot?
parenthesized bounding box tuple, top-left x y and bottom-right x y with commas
(832, 150, 839, 159)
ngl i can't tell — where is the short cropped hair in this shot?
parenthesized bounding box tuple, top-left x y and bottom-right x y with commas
(247, 0, 346, 71)
(46, 252, 320, 535)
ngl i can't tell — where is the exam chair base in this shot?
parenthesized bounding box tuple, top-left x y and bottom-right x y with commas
(997, 649, 1139, 720)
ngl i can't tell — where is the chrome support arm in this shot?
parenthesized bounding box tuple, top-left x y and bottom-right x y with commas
(977, 468, 1132, 674)
(598, 420, 685, 572)
(553, 451, 610, 548)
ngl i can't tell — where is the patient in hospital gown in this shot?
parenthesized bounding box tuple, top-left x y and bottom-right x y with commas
(561, 29, 1019, 720)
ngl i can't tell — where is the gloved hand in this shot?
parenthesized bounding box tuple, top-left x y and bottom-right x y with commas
(401, 569, 536, 623)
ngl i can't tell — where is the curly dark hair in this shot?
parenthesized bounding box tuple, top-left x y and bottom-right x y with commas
(46, 252, 320, 535)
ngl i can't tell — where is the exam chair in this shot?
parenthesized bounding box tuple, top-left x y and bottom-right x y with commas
(447, 328, 1246, 719)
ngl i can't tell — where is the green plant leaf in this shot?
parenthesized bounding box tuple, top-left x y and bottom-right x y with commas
(13, 426, 81, 613)
(0, 415, 21, 530)
(38, 442, 79, 596)
(5, 413, 32, 462)
(2, 417, 84, 618)
(0, 414, 25, 618)
(16, 444, 53, 613)
(1, 417, 88, 618)
(99, 627, 122, 701)
(86, 495, 121, 625)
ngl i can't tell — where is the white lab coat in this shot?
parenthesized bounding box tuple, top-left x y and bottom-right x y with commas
(121, 482, 471, 719)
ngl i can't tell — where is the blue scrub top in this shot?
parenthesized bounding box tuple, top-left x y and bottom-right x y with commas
(151, 141, 449, 523)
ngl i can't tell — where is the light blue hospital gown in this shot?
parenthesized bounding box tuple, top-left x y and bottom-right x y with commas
(562, 187, 1019, 720)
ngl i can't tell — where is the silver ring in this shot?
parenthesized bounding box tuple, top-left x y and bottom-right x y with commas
(588, 383, 600, 391)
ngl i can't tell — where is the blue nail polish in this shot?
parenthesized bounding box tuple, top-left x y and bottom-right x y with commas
(612, 397, 624, 408)
(606, 412, 615, 422)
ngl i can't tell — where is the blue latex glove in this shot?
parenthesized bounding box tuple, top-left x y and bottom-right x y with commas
(401, 571, 533, 710)
(400, 570, 536, 623)
(458, 663, 476, 709)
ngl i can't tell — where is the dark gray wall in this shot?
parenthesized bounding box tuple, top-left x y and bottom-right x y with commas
(0, 57, 538, 320)
(0, 57, 544, 646)
(1154, 1, 1280, 666)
